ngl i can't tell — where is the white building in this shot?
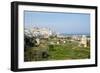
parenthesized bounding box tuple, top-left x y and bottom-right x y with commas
(25, 27, 52, 39)
(79, 35, 89, 47)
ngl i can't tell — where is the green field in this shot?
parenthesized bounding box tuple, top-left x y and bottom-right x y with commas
(24, 38, 90, 62)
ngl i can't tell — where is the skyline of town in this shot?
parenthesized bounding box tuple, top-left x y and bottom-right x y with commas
(24, 11, 90, 34)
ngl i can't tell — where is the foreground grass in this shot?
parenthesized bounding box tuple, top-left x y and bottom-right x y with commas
(24, 40, 90, 61)
(48, 44, 90, 60)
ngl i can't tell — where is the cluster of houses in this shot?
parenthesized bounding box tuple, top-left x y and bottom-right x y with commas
(72, 35, 90, 47)
(24, 26, 90, 48)
(25, 27, 52, 38)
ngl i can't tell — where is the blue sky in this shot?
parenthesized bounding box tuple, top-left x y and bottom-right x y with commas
(24, 11, 90, 34)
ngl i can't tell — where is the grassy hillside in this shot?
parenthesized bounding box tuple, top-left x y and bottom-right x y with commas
(24, 38, 90, 62)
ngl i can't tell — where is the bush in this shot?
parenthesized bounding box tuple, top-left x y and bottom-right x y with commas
(48, 44, 56, 51)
